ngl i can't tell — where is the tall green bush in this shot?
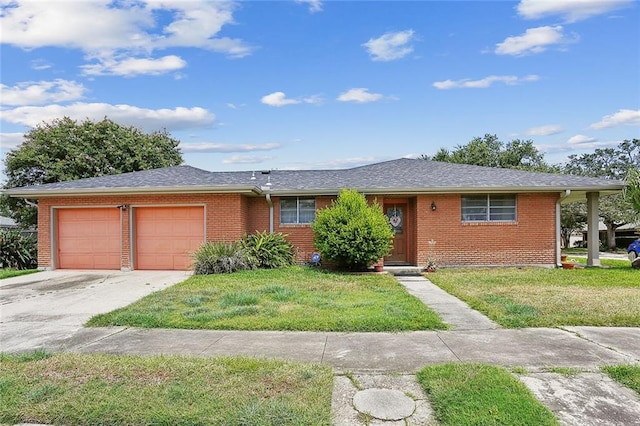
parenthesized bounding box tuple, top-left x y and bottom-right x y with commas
(0, 229, 37, 270)
(312, 189, 393, 270)
(242, 231, 295, 268)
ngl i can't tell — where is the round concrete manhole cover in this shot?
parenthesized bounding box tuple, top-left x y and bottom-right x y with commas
(353, 388, 415, 420)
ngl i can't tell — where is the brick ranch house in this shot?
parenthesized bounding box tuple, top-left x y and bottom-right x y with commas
(5, 158, 624, 271)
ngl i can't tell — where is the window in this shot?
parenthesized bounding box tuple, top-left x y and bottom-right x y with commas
(461, 194, 516, 222)
(280, 197, 316, 224)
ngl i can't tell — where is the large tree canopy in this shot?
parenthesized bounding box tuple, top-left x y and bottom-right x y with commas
(2, 116, 184, 228)
(562, 138, 639, 250)
(424, 134, 552, 172)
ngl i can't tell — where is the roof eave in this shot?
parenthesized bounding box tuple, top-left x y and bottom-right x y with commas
(267, 185, 625, 196)
(4, 185, 263, 198)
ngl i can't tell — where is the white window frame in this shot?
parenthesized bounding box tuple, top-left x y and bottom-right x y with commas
(461, 194, 517, 222)
(280, 197, 316, 224)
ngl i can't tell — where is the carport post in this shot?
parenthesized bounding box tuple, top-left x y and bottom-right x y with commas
(586, 192, 601, 267)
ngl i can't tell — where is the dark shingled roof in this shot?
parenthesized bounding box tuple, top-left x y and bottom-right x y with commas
(5, 158, 624, 200)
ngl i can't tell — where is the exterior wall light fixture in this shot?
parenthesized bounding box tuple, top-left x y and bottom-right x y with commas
(431, 201, 437, 211)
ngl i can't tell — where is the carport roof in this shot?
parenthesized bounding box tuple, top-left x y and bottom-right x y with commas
(4, 158, 625, 201)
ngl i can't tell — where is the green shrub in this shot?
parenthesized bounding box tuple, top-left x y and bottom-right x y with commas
(312, 189, 393, 271)
(0, 229, 37, 270)
(191, 241, 256, 274)
(243, 231, 296, 269)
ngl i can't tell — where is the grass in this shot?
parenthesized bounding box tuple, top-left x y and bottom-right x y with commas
(0, 268, 39, 279)
(428, 259, 639, 328)
(417, 363, 558, 425)
(0, 352, 333, 426)
(87, 266, 447, 332)
(602, 364, 640, 394)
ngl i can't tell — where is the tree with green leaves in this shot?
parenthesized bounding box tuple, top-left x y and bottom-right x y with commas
(563, 138, 639, 250)
(560, 202, 587, 248)
(624, 168, 640, 216)
(2, 116, 183, 228)
(312, 189, 393, 271)
(424, 134, 553, 172)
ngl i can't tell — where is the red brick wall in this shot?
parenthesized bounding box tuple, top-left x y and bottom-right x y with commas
(270, 196, 333, 263)
(415, 193, 558, 266)
(38, 193, 251, 270)
(37, 191, 559, 270)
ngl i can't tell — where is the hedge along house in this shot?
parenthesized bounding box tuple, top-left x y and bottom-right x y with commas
(5, 158, 624, 271)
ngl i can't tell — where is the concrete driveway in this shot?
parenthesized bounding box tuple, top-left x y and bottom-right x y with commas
(0, 270, 190, 353)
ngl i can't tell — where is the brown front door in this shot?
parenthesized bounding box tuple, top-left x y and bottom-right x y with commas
(385, 204, 407, 263)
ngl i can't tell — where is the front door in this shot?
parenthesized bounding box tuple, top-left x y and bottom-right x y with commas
(385, 204, 407, 263)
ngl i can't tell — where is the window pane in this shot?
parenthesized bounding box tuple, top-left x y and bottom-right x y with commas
(280, 199, 297, 224)
(299, 198, 315, 223)
(489, 195, 516, 221)
(461, 195, 488, 221)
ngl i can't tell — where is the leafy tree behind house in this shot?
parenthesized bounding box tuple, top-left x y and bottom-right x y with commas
(561, 202, 587, 248)
(2, 116, 183, 228)
(312, 189, 393, 271)
(562, 139, 639, 250)
(625, 168, 640, 216)
(423, 134, 554, 172)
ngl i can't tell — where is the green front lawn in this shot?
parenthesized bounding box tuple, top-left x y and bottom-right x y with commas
(0, 352, 333, 426)
(428, 260, 639, 328)
(87, 266, 446, 331)
(0, 269, 39, 280)
(602, 364, 640, 394)
(417, 363, 558, 425)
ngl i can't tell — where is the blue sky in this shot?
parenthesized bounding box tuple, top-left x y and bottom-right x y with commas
(1, 0, 639, 177)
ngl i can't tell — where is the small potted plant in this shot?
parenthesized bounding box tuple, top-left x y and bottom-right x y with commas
(424, 258, 438, 273)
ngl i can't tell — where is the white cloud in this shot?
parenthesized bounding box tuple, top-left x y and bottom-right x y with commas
(261, 92, 301, 107)
(589, 109, 640, 129)
(222, 155, 274, 164)
(295, 0, 323, 13)
(337, 88, 384, 103)
(0, 0, 252, 76)
(525, 125, 564, 136)
(81, 55, 187, 77)
(495, 26, 573, 56)
(0, 79, 86, 106)
(433, 75, 539, 89)
(568, 134, 597, 145)
(517, 0, 633, 22)
(303, 95, 325, 105)
(1, 103, 214, 131)
(30, 59, 53, 70)
(0, 133, 25, 150)
(180, 142, 281, 153)
(363, 30, 415, 62)
(261, 92, 321, 107)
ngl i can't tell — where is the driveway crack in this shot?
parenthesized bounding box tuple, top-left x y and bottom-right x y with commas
(437, 332, 461, 362)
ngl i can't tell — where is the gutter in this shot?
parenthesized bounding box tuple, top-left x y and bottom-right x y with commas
(265, 193, 274, 233)
(4, 185, 264, 198)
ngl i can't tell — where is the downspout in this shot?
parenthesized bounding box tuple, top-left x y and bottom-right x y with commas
(266, 193, 274, 234)
(556, 190, 571, 266)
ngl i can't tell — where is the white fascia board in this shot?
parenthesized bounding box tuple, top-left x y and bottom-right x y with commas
(5, 185, 263, 198)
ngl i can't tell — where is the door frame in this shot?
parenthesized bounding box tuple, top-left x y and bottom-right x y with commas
(383, 198, 415, 265)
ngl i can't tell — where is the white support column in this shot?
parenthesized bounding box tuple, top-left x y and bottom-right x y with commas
(586, 192, 601, 267)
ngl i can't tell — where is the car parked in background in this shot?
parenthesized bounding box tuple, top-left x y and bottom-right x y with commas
(628, 239, 640, 261)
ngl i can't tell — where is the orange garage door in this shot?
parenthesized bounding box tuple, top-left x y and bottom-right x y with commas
(57, 208, 121, 269)
(135, 206, 204, 270)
